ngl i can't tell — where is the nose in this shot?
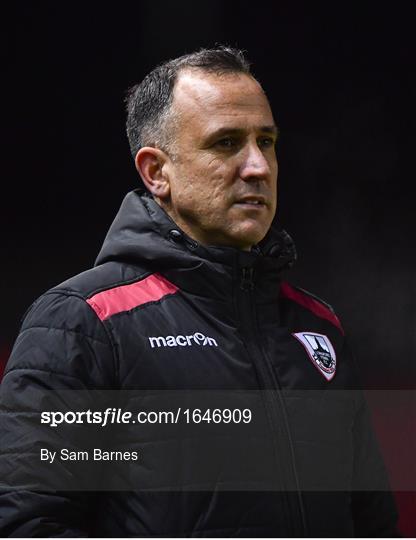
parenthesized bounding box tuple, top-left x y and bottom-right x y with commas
(239, 141, 274, 182)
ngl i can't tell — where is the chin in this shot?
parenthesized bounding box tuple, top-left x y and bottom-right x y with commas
(231, 227, 268, 250)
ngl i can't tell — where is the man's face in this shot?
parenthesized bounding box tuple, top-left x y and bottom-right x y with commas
(162, 70, 278, 251)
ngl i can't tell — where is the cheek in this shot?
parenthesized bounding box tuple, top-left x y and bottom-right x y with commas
(177, 163, 231, 209)
(187, 185, 227, 223)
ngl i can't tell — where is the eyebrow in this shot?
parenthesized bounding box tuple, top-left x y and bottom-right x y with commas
(261, 125, 279, 136)
(205, 125, 279, 142)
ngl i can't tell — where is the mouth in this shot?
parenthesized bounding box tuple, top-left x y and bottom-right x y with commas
(234, 196, 267, 208)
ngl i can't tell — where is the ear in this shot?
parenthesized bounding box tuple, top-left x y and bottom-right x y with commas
(135, 147, 171, 199)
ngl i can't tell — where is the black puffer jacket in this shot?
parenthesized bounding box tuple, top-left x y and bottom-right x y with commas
(0, 190, 397, 537)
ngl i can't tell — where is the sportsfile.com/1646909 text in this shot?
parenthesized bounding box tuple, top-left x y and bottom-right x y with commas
(40, 408, 253, 428)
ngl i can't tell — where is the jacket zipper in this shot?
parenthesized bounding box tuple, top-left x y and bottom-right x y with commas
(238, 266, 308, 537)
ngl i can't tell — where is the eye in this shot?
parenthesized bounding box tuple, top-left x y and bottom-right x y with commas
(258, 137, 275, 149)
(215, 137, 238, 149)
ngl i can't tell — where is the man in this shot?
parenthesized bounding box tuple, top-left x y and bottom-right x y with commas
(0, 47, 398, 536)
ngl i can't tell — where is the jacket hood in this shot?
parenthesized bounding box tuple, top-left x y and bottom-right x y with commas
(95, 190, 297, 277)
(95, 190, 296, 307)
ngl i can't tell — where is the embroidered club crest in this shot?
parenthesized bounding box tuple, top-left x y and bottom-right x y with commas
(292, 332, 336, 381)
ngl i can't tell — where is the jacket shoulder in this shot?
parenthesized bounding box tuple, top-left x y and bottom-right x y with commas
(17, 261, 146, 342)
(4, 264, 140, 386)
(280, 281, 344, 335)
(51, 261, 150, 299)
(49, 262, 178, 323)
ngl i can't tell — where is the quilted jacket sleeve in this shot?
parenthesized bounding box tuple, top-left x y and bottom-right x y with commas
(346, 342, 400, 537)
(0, 290, 116, 537)
(351, 396, 400, 537)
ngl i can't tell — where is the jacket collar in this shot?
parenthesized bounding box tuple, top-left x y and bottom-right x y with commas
(95, 189, 297, 300)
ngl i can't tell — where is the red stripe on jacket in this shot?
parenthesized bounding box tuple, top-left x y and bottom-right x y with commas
(87, 273, 178, 321)
(280, 281, 344, 334)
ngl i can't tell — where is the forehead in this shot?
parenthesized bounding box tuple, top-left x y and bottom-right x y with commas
(171, 70, 275, 134)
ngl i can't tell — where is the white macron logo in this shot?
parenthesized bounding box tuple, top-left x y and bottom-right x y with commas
(148, 332, 218, 348)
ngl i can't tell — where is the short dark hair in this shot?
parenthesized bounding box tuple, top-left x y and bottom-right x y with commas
(125, 46, 252, 159)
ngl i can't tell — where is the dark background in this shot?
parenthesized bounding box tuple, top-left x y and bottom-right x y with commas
(1, 2, 415, 535)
